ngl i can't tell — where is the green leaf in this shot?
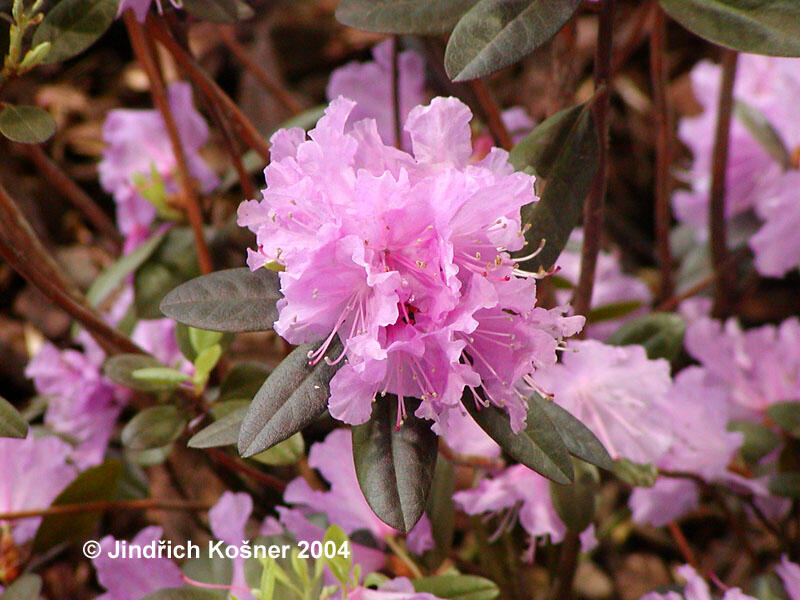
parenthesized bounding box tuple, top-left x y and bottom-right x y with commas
(103, 354, 174, 392)
(322, 525, 352, 587)
(121, 405, 187, 451)
(352, 395, 438, 532)
(425, 456, 456, 565)
(512, 100, 599, 272)
(182, 549, 234, 599)
(734, 100, 791, 169)
(0, 574, 42, 600)
(181, 0, 254, 23)
(0, 104, 56, 143)
(444, 0, 582, 81)
(160, 268, 281, 333)
(238, 340, 341, 457)
(252, 432, 305, 466)
(32, 0, 118, 64)
(335, 0, 479, 34)
(0, 395, 28, 439)
(188, 406, 247, 448)
(412, 574, 500, 600)
(615, 458, 657, 488)
(218, 361, 270, 402)
(550, 460, 599, 532)
(33, 460, 122, 552)
(132, 367, 191, 387)
(531, 395, 614, 470)
(189, 327, 224, 354)
(192, 343, 223, 390)
(462, 394, 573, 484)
(746, 574, 791, 600)
(659, 0, 800, 57)
(86, 231, 166, 308)
(768, 472, 800, 499)
(606, 312, 686, 362)
(586, 300, 644, 325)
(728, 420, 781, 465)
(140, 590, 220, 600)
(766, 401, 800, 438)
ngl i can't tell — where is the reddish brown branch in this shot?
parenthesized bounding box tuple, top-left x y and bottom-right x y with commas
(391, 36, 403, 150)
(206, 448, 287, 493)
(0, 498, 211, 521)
(469, 79, 513, 151)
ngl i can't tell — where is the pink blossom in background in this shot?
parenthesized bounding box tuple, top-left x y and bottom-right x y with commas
(777, 556, 800, 600)
(454, 464, 596, 558)
(118, 0, 183, 22)
(209, 492, 257, 600)
(533, 340, 673, 464)
(238, 96, 583, 432)
(640, 565, 757, 600)
(93, 526, 184, 600)
(348, 577, 443, 599)
(0, 435, 77, 544)
(99, 82, 218, 249)
(282, 429, 433, 555)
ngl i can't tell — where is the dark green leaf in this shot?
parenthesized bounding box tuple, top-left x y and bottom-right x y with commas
(550, 460, 599, 532)
(734, 100, 791, 169)
(335, 0, 479, 34)
(444, 0, 582, 81)
(0, 395, 28, 439)
(614, 458, 657, 488)
(746, 574, 791, 600)
(181, 0, 254, 22)
(768, 472, 800, 499)
(103, 354, 173, 392)
(160, 268, 281, 333)
(531, 395, 614, 470)
(140, 590, 220, 600)
(510, 103, 582, 177)
(352, 396, 438, 532)
(729, 420, 782, 465)
(0, 574, 42, 600)
(606, 312, 686, 362)
(189, 407, 246, 448)
(412, 574, 500, 600)
(425, 456, 456, 565)
(586, 300, 644, 325)
(766, 401, 800, 438)
(659, 0, 800, 57)
(0, 104, 56, 143)
(512, 100, 598, 272)
(121, 405, 187, 451)
(33, 460, 122, 552)
(238, 340, 341, 457)
(219, 362, 270, 402)
(32, 0, 118, 64)
(461, 393, 573, 484)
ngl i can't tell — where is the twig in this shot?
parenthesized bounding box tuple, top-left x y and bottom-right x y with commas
(667, 521, 698, 568)
(649, 2, 674, 301)
(709, 49, 738, 318)
(0, 498, 211, 521)
(611, 1, 654, 74)
(206, 447, 287, 493)
(15, 143, 122, 251)
(124, 11, 213, 275)
(549, 530, 580, 600)
(469, 79, 513, 151)
(438, 439, 505, 471)
(391, 36, 403, 150)
(384, 535, 424, 579)
(217, 26, 304, 115)
(147, 17, 271, 162)
(571, 0, 616, 319)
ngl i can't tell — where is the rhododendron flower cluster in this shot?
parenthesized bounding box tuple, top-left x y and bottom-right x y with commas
(239, 95, 583, 431)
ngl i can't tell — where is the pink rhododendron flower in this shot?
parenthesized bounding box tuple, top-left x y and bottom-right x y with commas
(533, 340, 673, 464)
(92, 526, 184, 600)
(209, 492, 257, 600)
(641, 565, 757, 600)
(777, 555, 800, 600)
(674, 55, 800, 277)
(282, 429, 433, 555)
(99, 82, 218, 250)
(0, 435, 77, 544)
(238, 96, 583, 432)
(454, 464, 596, 558)
(118, 0, 183, 22)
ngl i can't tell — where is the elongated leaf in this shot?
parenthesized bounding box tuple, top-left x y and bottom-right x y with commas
(445, 0, 582, 81)
(550, 460, 599, 532)
(219, 362, 270, 402)
(0, 395, 28, 439)
(607, 312, 687, 362)
(335, 0, 479, 34)
(767, 401, 800, 438)
(121, 405, 188, 451)
(735, 100, 791, 169)
(252, 432, 305, 466)
(189, 407, 247, 448)
(132, 367, 191, 387)
(181, 0, 254, 22)
(513, 100, 598, 272)
(461, 394, 573, 484)
(33, 460, 122, 552)
(659, 0, 800, 57)
(352, 396, 438, 532)
(425, 456, 456, 565)
(238, 340, 341, 457)
(160, 268, 281, 333)
(0, 105, 56, 143)
(412, 575, 500, 600)
(32, 0, 118, 64)
(0, 574, 42, 600)
(531, 395, 613, 470)
(728, 420, 781, 465)
(103, 354, 172, 392)
(768, 472, 800, 499)
(615, 459, 657, 488)
(586, 300, 643, 325)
